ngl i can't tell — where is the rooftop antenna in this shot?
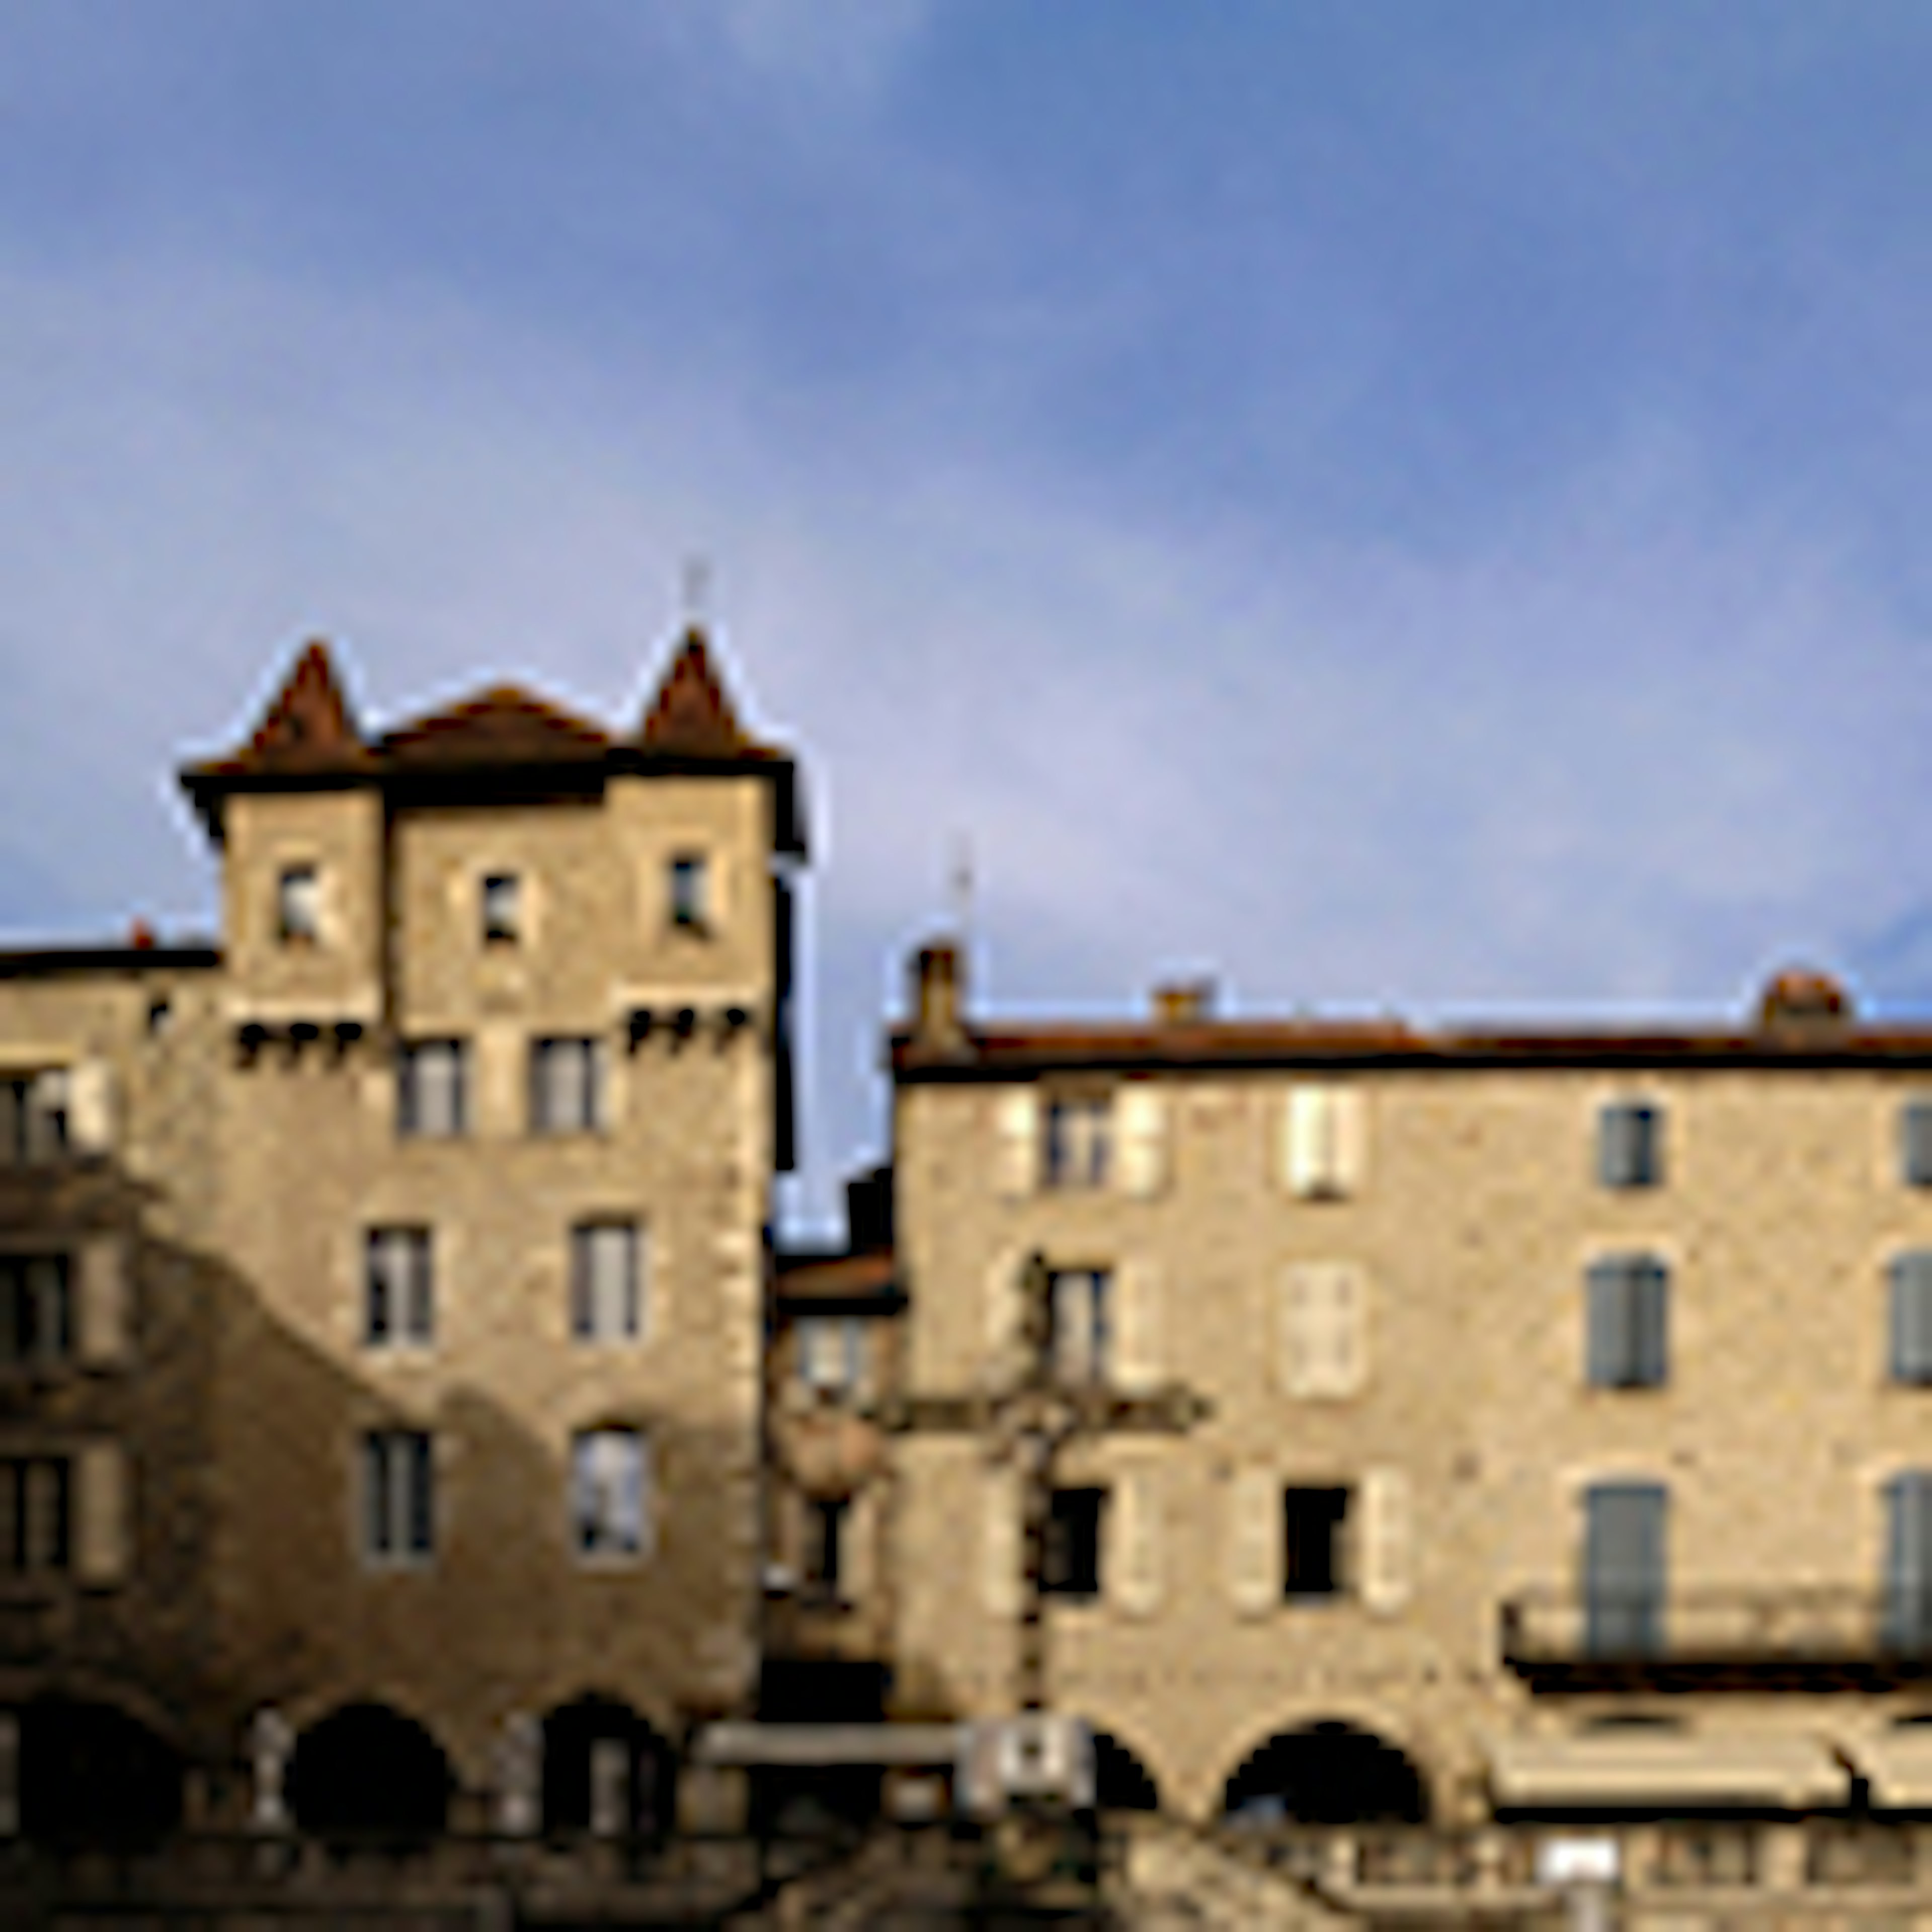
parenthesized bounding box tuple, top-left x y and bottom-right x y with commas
(680, 553, 712, 633)
(948, 828, 975, 939)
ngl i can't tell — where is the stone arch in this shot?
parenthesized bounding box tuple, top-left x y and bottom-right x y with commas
(540, 1694, 677, 1838)
(287, 1700, 455, 1837)
(15, 1693, 184, 1843)
(1221, 1717, 1431, 1825)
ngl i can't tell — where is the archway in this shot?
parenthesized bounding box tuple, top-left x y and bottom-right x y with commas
(1091, 1729, 1161, 1813)
(17, 1696, 183, 1843)
(287, 1702, 454, 1836)
(540, 1696, 676, 1839)
(1222, 1720, 1429, 1825)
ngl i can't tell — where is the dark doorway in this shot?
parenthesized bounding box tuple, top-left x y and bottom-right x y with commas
(540, 1696, 676, 1838)
(1044, 1489, 1107, 1600)
(287, 1702, 454, 1837)
(1223, 1721, 1428, 1825)
(750, 1763, 881, 1840)
(1092, 1730, 1160, 1813)
(19, 1696, 183, 1843)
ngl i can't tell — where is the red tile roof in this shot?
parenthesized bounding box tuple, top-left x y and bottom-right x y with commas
(638, 630, 772, 758)
(380, 685, 612, 767)
(191, 640, 376, 777)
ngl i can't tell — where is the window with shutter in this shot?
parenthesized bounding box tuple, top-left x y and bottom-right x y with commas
(0, 1073, 71, 1165)
(1583, 1481, 1668, 1657)
(1886, 1471, 1932, 1654)
(397, 1041, 467, 1138)
(1044, 1096, 1110, 1189)
(572, 1428, 649, 1559)
(1894, 1254, 1932, 1384)
(1283, 1086, 1363, 1199)
(1598, 1101, 1664, 1189)
(1586, 1255, 1669, 1389)
(572, 1224, 642, 1342)
(1279, 1263, 1366, 1399)
(0, 1456, 70, 1575)
(1043, 1488, 1106, 1600)
(1903, 1101, 1932, 1189)
(532, 1038, 602, 1135)
(1049, 1269, 1110, 1384)
(1283, 1486, 1349, 1598)
(365, 1230, 433, 1348)
(0, 1255, 72, 1370)
(363, 1430, 434, 1564)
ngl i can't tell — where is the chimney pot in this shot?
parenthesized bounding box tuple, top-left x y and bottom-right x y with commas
(911, 941, 969, 1054)
(1153, 979, 1215, 1024)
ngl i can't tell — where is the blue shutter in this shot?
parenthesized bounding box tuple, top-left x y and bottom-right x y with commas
(1635, 1259, 1669, 1386)
(1894, 1255, 1932, 1384)
(1904, 1103, 1932, 1188)
(1586, 1259, 1632, 1386)
(1584, 1482, 1667, 1656)
(1886, 1472, 1932, 1653)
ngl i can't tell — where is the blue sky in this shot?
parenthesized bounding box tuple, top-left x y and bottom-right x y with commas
(6, 2, 1932, 1237)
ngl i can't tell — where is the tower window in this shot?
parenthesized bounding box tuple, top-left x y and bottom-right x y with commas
(277, 865, 321, 944)
(480, 873, 521, 945)
(1283, 1486, 1350, 1598)
(669, 855, 708, 930)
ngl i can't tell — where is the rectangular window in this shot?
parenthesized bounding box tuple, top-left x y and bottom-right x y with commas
(0, 1074, 68, 1167)
(796, 1316, 865, 1395)
(0, 1256, 71, 1369)
(1598, 1100, 1664, 1189)
(572, 1428, 648, 1559)
(0, 1456, 70, 1576)
(397, 1041, 467, 1139)
(1043, 1097, 1110, 1189)
(1043, 1487, 1106, 1600)
(365, 1229, 433, 1348)
(532, 1038, 603, 1135)
(1586, 1255, 1670, 1388)
(1283, 1486, 1349, 1598)
(1904, 1101, 1932, 1188)
(669, 854, 708, 930)
(572, 1223, 643, 1342)
(277, 864, 320, 944)
(802, 1496, 848, 1594)
(480, 872, 520, 945)
(1049, 1268, 1111, 1383)
(362, 1430, 434, 1563)
(1585, 1481, 1668, 1657)
(1886, 1471, 1932, 1654)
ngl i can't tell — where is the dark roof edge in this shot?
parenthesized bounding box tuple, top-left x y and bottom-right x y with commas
(0, 944, 222, 980)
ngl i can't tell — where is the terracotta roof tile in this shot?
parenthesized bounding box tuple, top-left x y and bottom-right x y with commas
(636, 629, 769, 757)
(380, 685, 612, 768)
(193, 640, 375, 777)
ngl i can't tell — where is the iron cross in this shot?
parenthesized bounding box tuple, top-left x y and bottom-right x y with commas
(871, 1249, 1212, 1712)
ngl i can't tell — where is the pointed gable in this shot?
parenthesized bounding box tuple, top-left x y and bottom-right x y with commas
(379, 685, 612, 769)
(636, 629, 766, 758)
(197, 640, 374, 777)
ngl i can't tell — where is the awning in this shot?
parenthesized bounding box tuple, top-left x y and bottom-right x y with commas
(1845, 1730, 1932, 1808)
(1488, 1733, 1845, 1810)
(691, 1722, 961, 1768)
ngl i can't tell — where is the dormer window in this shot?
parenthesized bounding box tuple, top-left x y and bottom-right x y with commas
(480, 873, 520, 945)
(277, 865, 320, 945)
(669, 855, 708, 932)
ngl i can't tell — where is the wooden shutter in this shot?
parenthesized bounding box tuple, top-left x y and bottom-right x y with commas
(995, 1090, 1040, 1199)
(1226, 1464, 1278, 1616)
(1905, 1102, 1932, 1188)
(1583, 1481, 1667, 1654)
(1109, 1466, 1162, 1617)
(66, 1060, 113, 1155)
(981, 1470, 1020, 1618)
(1112, 1258, 1163, 1393)
(1635, 1259, 1669, 1384)
(1283, 1086, 1364, 1198)
(1279, 1263, 1366, 1399)
(1585, 1259, 1632, 1386)
(1887, 1471, 1932, 1649)
(75, 1441, 130, 1585)
(1359, 1467, 1412, 1614)
(1893, 1254, 1932, 1382)
(76, 1236, 129, 1367)
(1114, 1085, 1169, 1197)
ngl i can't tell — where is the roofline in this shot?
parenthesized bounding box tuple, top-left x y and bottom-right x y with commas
(0, 943, 222, 980)
(890, 1024, 1932, 1078)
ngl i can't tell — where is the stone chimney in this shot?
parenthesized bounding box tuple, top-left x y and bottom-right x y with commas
(1755, 964, 1854, 1038)
(910, 940, 970, 1054)
(1152, 978, 1215, 1025)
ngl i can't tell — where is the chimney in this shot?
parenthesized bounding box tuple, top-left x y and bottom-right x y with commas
(911, 940, 969, 1054)
(1152, 978, 1215, 1025)
(129, 919, 156, 951)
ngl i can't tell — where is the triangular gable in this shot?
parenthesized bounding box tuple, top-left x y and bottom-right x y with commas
(380, 685, 613, 768)
(195, 640, 374, 776)
(636, 629, 765, 757)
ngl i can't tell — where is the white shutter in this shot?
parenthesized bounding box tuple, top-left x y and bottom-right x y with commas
(995, 1090, 1040, 1199)
(1112, 1257, 1163, 1393)
(67, 1060, 114, 1155)
(1283, 1086, 1363, 1197)
(1331, 1088, 1365, 1193)
(77, 1236, 130, 1367)
(1359, 1466, 1412, 1615)
(1278, 1263, 1366, 1399)
(76, 1441, 130, 1585)
(981, 1470, 1020, 1618)
(1110, 1466, 1162, 1617)
(1226, 1464, 1278, 1616)
(1114, 1085, 1169, 1197)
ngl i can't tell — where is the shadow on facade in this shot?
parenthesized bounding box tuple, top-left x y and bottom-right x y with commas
(1223, 1719, 1430, 1825)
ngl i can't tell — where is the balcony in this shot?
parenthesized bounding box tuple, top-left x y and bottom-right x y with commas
(1501, 1586, 1932, 1692)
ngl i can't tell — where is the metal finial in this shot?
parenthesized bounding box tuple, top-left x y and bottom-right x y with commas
(949, 829, 975, 935)
(680, 554, 712, 630)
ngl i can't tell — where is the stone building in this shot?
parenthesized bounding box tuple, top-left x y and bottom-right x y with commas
(0, 628, 804, 1839)
(887, 942, 1932, 1829)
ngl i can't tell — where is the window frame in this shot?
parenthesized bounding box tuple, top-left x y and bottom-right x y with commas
(1903, 1099, 1932, 1189)
(795, 1315, 866, 1397)
(1043, 1094, 1111, 1191)
(276, 863, 321, 946)
(1047, 1267, 1112, 1384)
(800, 1494, 850, 1597)
(1597, 1099, 1665, 1190)
(0, 1454, 71, 1577)
(571, 1222, 644, 1344)
(1043, 1486, 1108, 1602)
(396, 1040, 468, 1139)
(479, 872, 521, 946)
(0, 1253, 72, 1371)
(571, 1426, 649, 1562)
(0, 1074, 68, 1167)
(1282, 1484, 1351, 1601)
(364, 1228, 434, 1351)
(531, 1037, 605, 1137)
(668, 853, 709, 932)
(1585, 1253, 1671, 1390)
(361, 1428, 435, 1567)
